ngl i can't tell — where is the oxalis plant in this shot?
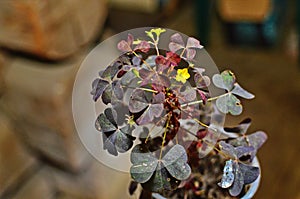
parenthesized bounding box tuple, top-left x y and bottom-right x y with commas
(90, 28, 267, 199)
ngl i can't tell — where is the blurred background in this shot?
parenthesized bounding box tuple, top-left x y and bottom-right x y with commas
(0, 0, 299, 198)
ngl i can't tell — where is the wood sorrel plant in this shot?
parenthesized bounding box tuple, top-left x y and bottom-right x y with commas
(91, 28, 267, 198)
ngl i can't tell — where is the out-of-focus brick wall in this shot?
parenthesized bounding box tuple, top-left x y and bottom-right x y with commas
(0, 1, 132, 198)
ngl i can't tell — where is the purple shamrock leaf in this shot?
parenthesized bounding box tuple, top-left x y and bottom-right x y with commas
(193, 68, 210, 88)
(95, 108, 136, 156)
(139, 68, 171, 92)
(129, 89, 165, 125)
(117, 34, 134, 52)
(219, 159, 260, 197)
(169, 33, 203, 60)
(91, 78, 109, 102)
(118, 34, 150, 53)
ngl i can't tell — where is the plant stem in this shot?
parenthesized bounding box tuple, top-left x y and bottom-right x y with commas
(132, 51, 154, 71)
(154, 41, 159, 56)
(183, 127, 230, 159)
(181, 93, 229, 108)
(180, 109, 212, 130)
(122, 86, 158, 93)
(180, 48, 186, 57)
(159, 113, 171, 160)
(145, 115, 168, 143)
(193, 118, 210, 129)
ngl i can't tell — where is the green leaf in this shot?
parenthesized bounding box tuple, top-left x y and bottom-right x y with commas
(145, 28, 166, 41)
(162, 145, 191, 180)
(132, 68, 140, 78)
(133, 39, 142, 45)
(216, 94, 242, 115)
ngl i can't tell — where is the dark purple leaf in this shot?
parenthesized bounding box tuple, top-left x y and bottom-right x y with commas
(115, 125, 136, 152)
(132, 55, 142, 66)
(100, 61, 122, 80)
(247, 131, 268, 151)
(101, 84, 112, 105)
(129, 181, 138, 195)
(136, 93, 164, 125)
(136, 104, 164, 125)
(129, 89, 151, 113)
(102, 132, 118, 156)
(239, 163, 260, 184)
(91, 78, 109, 102)
(112, 102, 130, 126)
(99, 80, 124, 105)
(219, 141, 236, 158)
(112, 80, 124, 100)
(235, 146, 255, 159)
(229, 163, 244, 197)
(120, 70, 137, 86)
(132, 145, 187, 192)
(229, 131, 267, 159)
(96, 108, 135, 156)
(129, 90, 165, 125)
(224, 118, 252, 135)
(139, 68, 171, 89)
(95, 112, 117, 133)
(194, 68, 210, 88)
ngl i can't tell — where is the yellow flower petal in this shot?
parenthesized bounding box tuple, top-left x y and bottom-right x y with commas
(176, 68, 190, 83)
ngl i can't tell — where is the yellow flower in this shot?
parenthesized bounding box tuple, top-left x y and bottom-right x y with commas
(176, 68, 190, 83)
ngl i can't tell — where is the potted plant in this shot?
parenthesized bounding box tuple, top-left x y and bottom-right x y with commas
(90, 28, 267, 199)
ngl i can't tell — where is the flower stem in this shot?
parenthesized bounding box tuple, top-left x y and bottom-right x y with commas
(183, 127, 230, 159)
(122, 86, 158, 93)
(145, 115, 168, 143)
(159, 113, 171, 160)
(181, 93, 229, 108)
(132, 51, 154, 71)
